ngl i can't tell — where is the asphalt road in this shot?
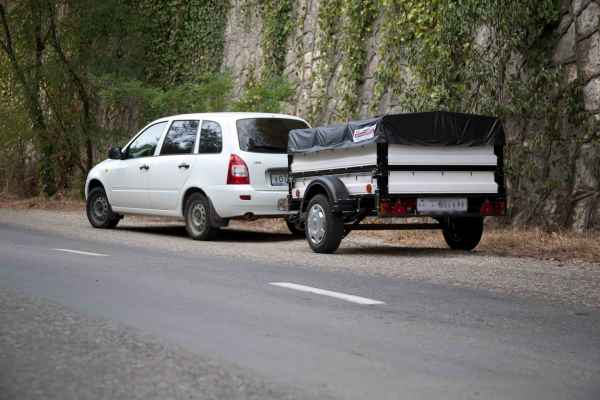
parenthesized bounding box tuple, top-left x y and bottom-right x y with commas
(1, 220, 599, 399)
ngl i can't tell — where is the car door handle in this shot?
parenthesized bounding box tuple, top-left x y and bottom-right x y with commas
(178, 163, 190, 169)
(139, 164, 149, 170)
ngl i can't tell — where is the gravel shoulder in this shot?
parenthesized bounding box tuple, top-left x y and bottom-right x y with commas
(1, 208, 599, 309)
(0, 288, 318, 400)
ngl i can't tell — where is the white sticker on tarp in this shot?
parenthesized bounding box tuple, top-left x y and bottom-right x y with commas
(352, 124, 376, 143)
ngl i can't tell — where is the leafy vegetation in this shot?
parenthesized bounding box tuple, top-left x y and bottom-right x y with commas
(337, 0, 378, 118)
(372, 0, 562, 115)
(0, 0, 293, 198)
(259, 0, 294, 79)
(309, 0, 342, 122)
(231, 75, 295, 113)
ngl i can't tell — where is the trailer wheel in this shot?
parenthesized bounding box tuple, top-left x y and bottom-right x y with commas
(305, 194, 344, 253)
(442, 217, 484, 251)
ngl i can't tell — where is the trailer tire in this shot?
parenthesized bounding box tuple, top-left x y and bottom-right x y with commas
(442, 217, 484, 251)
(305, 194, 344, 253)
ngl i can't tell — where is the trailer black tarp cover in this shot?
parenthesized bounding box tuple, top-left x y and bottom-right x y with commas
(288, 111, 505, 154)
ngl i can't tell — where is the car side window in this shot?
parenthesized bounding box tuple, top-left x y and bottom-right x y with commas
(126, 122, 167, 159)
(160, 120, 199, 156)
(198, 120, 222, 154)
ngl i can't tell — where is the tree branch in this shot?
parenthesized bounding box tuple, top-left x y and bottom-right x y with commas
(0, 4, 14, 56)
(46, 1, 95, 171)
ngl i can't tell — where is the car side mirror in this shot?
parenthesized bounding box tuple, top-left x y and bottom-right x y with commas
(108, 146, 123, 160)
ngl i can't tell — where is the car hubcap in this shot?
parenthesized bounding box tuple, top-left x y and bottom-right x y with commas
(93, 196, 109, 222)
(307, 204, 326, 245)
(191, 203, 207, 231)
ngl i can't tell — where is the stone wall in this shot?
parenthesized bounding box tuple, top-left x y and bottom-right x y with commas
(551, 0, 600, 231)
(222, 0, 600, 231)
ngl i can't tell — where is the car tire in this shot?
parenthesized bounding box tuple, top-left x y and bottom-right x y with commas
(184, 193, 216, 241)
(305, 194, 344, 254)
(86, 187, 120, 229)
(442, 217, 484, 251)
(285, 218, 305, 237)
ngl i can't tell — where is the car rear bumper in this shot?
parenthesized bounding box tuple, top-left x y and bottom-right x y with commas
(208, 185, 292, 218)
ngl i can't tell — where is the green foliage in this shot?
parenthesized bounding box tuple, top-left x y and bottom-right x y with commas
(374, 0, 561, 115)
(231, 75, 294, 113)
(234, 0, 296, 115)
(259, 0, 294, 79)
(96, 70, 293, 139)
(0, 0, 231, 197)
(97, 72, 233, 137)
(0, 61, 36, 195)
(139, 0, 229, 87)
(310, 0, 343, 122)
(337, 0, 378, 119)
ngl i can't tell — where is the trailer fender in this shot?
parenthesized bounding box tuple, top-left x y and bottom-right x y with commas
(301, 176, 354, 213)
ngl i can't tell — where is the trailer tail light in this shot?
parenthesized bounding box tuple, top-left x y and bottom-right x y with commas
(480, 198, 506, 216)
(227, 154, 250, 185)
(394, 198, 417, 215)
(480, 200, 494, 216)
(494, 199, 506, 216)
(379, 198, 417, 217)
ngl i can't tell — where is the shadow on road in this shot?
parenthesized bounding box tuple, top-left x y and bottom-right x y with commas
(116, 224, 474, 254)
(117, 224, 298, 243)
(336, 246, 471, 258)
(115, 223, 475, 255)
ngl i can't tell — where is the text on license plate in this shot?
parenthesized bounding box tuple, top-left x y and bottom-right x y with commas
(417, 198, 467, 213)
(270, 173, 288, 186)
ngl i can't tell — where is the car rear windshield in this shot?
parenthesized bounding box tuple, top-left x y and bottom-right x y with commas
(237, 118, 309, 153)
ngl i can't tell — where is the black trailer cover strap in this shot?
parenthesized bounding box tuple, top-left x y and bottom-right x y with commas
(288, 111, 504, 154)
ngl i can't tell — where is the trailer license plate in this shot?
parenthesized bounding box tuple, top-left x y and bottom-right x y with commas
(417, 198, 467, 213)
(270, 173, 288, 186)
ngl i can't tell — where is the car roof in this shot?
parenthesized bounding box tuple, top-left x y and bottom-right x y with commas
(152, 112, 308, 124)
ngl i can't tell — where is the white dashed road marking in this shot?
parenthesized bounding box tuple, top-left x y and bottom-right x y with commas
(53, 248, 108, 257)
(269, 282, 385, 305)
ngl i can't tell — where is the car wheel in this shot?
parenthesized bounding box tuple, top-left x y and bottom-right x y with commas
(184, 193, 216, 241)
(285, 218, 305, 237)
(305, 194, 344, 253)
(442, 217, 484, 251)
(86, 187, 120, 229)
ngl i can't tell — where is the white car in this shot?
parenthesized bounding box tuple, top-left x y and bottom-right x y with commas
(85, 112, 310, 239)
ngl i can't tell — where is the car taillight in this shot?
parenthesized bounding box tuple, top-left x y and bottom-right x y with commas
(227, 154, 250, 185)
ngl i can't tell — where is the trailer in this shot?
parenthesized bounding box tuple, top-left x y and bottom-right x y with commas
(281, 111, 507, 253)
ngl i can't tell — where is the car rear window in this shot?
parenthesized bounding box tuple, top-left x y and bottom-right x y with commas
(236, 118, 309, 153)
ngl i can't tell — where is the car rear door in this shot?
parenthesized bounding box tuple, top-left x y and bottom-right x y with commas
(108, 121, 168, 210)
(235, 117, 309, 191)
(145, 120, 200, 211)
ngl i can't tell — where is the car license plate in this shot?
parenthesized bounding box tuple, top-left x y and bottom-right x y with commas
(270, 172, 288, 186)
(417, 198, 467, 213)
